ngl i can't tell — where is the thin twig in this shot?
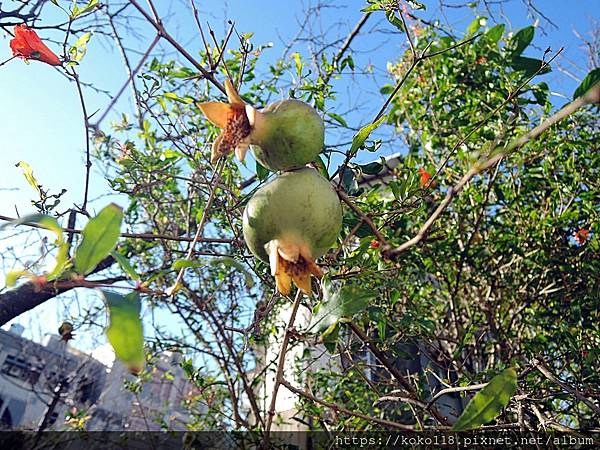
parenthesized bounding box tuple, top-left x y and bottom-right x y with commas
(426, 383, 488, 408)
(263, 290, 303, 447)
(128, 0, 226, 94)
(170, 160, 225, 294)
(347, 322, 450, 425)
(533, 358, 600, 416)
(336, 187, 390, 249)
(69, 68, 92, 215)
(280, 378, 416, 430)
(0, 214, 233, 244)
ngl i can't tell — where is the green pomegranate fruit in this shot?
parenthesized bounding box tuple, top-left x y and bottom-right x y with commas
(243, 167, 342, 295)
(198, 80, 324, 171)
(249, 99, 324, 171)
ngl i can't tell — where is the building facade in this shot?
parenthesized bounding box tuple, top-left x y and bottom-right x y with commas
(0, 325, 198, 431)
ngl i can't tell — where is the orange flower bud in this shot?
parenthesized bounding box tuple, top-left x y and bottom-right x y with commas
(370, 239, 380, 249)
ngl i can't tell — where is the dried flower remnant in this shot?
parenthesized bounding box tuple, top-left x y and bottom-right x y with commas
(198, 80, 324, 171)
(243, 168, 342, 296)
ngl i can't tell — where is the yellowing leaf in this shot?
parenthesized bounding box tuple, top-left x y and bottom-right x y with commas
(16, 161, 41, 196)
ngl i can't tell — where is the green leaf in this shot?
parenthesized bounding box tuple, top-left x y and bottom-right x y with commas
(292, 52, 303, 76)
(327, 112, 348, 128)
(6, 213, 62, 237)
(340, 167, 358, 195)
(573, 68, 600, 100)
(5, 270, 31, 288)
(385, 10, 405, 32)
(531, 82, 549, 105)
(111, 251, 140, 281)
(70, 0, 98, 18)
(310, 281, 376, 335)
(453, 368, 518, 431)
(349, 116, 385, 155)
(485, 24, 505, 43)
(511, 56, 550, 77)
(256, 161, 270, 181)
(74, 204, 123, 275)
(211, 257, 254, 288)
(511, 26, 535, 56)
(361, 2, 383, 13)
(15, 161, 42, 196)
(101, 290, 145, 374)
(360, 162, 383, 175)
(467, 17, 486, 36)
(79, 0, 99, 15)
(313, 155, 329, 179)
(172, 259, 202, 270)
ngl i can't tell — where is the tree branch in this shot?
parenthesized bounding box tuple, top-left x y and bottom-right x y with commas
(0, 256, 116, 326)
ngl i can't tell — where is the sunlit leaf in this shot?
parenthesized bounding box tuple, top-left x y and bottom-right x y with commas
(350, 116, 385, 155)
(511, 26, 534, 56)
(310, 281, 376, 336)
(573, 68, 600, 100)
(327, 112, 348, 128)
(485, 24, 505, 43)
(4, 214, 69, 280)
(70, 32, 92, 62)
(74, 204, 123, 275)
(453, 368, 518, 431)
(15, 161, 42, 196)
(256, 161, 270, 181)
(5, 269, 32, 288)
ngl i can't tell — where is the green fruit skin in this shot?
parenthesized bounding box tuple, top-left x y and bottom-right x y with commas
(243, 168, 342, 262)
(251, 100, 324, 171)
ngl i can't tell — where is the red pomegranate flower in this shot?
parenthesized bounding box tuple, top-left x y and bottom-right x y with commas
(9, 24, 61, 66)
(574, 228, 590, 245)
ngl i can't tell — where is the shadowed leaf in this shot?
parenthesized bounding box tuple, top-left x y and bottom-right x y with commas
(101, 290, 144, 374)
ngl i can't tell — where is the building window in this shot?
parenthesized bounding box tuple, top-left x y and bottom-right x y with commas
(1, 355, 32, 381)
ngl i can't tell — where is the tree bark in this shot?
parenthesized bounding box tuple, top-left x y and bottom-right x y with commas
(0, 256, 115, 326)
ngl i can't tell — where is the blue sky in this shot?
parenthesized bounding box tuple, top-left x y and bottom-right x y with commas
(0, 0, 596, 353)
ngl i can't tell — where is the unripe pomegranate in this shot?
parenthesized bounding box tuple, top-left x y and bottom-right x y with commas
(243, 168, 342, 295)
(249, 99, 324, 171)
(198, 80, 324, 171)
